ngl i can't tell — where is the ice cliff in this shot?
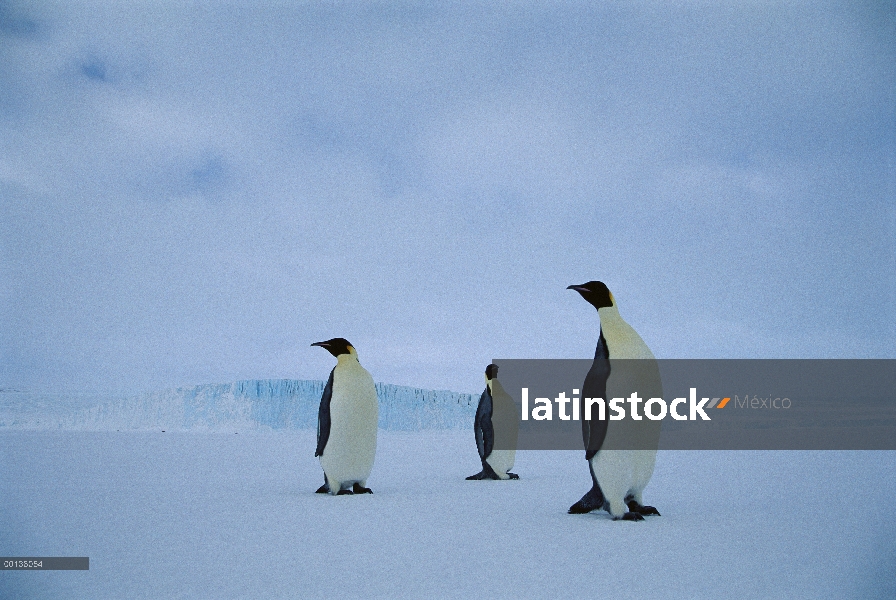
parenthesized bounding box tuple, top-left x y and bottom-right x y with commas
(0, 380, 479, 431)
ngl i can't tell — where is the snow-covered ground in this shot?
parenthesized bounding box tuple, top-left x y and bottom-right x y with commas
(1, 430, 893, 599)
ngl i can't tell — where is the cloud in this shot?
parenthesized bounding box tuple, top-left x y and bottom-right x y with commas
(0, 1, 39, 39)
(79, 56, 107, 82)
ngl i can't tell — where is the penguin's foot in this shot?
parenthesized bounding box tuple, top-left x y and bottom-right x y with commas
(568, 499, 595, 514)
(467, 465, 506, 480)
(627, 500, 660, 516)
(482, 463, 501, 480)
(315, 484, 329, 494)
(352, 483, 373, 494)
(507, 472, 520, 480)
(568, 486, 605, 514)
(335, 489, 354, 496)
(614, 512, 645, 521)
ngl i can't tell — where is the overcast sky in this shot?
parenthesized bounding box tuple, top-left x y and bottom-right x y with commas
(1, 1, 893, 395)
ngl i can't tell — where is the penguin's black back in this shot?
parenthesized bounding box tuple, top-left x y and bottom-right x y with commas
(582, 329, 610, 461)
(315, 368, 335, 457)
(474, 385, 494, 461)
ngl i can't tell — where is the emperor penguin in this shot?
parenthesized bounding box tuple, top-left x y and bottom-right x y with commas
(466, 364, 520, 480)
(311, 338, 378, 495)
(566, 281, 662, 521)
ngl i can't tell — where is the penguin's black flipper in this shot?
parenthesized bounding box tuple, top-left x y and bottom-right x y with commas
(582, 331, 610, 461)
(465, 471, 486, 480)
(314, 368, 335, 458)
(473, 386, 494, 461)
(352, 483, 373, 494)
(315, 483, 329, 494)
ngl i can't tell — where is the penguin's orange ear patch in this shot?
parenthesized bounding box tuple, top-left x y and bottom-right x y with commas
(609, 291, 615, 304)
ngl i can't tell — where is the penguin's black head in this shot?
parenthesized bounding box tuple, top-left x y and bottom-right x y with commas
(311, 338, 354, 357)
(567, 281, 614, 310)
(485, 364, 498, 380)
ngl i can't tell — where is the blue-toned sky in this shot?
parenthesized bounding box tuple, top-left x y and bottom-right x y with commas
(1, 1, 893, 394)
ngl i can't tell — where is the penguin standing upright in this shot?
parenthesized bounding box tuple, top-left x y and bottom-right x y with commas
(566, 281, 662, 521)
(311, 338, 378, 495)
(466, 364, 520, 480)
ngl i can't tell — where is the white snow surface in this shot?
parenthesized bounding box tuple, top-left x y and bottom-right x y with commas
(1, 430, 894, 599)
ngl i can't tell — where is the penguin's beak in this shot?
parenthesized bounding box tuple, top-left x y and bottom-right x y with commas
(567, 284, 588, 294)
(311, 341, 329, 348)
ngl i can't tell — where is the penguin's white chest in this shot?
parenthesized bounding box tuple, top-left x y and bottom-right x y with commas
(594, 308, 661, 516)
(486, 381, 519, 477)
(603, 327, 655, 360)
(320, 363, 378, 485)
